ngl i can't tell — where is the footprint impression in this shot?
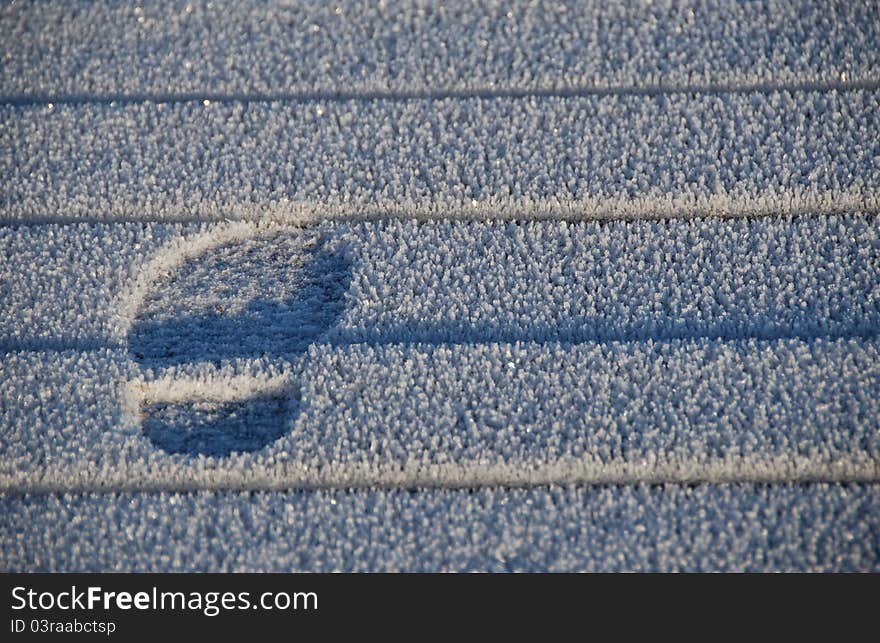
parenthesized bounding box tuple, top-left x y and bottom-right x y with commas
(127, 228, 351, 458)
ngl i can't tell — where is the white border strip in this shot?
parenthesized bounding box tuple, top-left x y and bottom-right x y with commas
(2, 457, 878, 494)
(6, 189, 880, 226)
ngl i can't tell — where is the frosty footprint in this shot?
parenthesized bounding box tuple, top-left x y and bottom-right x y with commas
(127, 228, 351, 457)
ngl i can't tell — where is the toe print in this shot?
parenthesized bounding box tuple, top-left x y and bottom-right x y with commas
(129, 231, 351, 367)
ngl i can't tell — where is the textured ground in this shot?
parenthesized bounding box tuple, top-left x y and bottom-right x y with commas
(1, 0, 878, 571)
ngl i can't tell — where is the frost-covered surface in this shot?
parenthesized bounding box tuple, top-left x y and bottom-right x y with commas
(3, 1, 879, 99)
(3, 336, 879, 492)
(2, 485, 877, 572)
(2, 219, 878, 495)
(4, 217, 878, 349)
(4, 90, 880, 222)
(0, 223, 198, 349)
(2, 1, 879, 571)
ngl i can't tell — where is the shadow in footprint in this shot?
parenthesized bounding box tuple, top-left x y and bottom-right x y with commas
(129, 232, 351, 457)
(141, 393, 295, 458)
